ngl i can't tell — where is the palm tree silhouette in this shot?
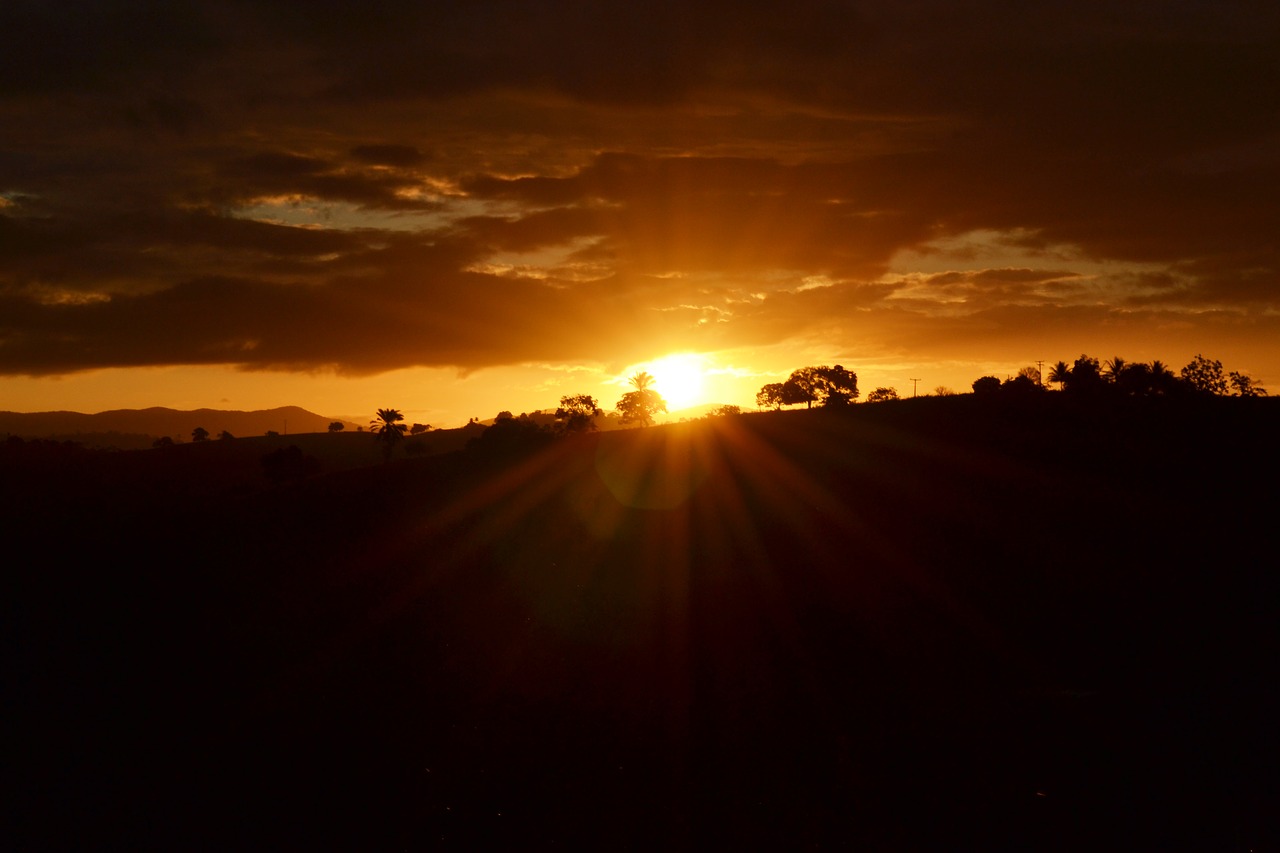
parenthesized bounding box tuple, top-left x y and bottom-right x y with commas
(1148, 360, 1177, 395)
(629, 371, 654, 392)
(1048, 361, 1070, 389)
(370, 408, 408, 461)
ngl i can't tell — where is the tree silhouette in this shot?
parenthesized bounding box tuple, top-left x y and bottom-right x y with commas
(1149, 360, 1178, 395)
(818, 365, 859, 406)
(756, 383, 787, 410)
(1001, 374, 1041, 396)
(785, 367, 825, 408)
(1114, 361, 1153, 395)
(217, 430, 234, 441)
(1063, 355, 1104, 394)
(972, 376, 1001, 395)
(328, 421, 344, 432)
(191, 426, 209, 442)
(409, 423, 429, 435)
(1104, 356, 1128, 384)
(752, 384, 783, 409)
(1048, 360, 1071, 389)
(1228, 371, 1267, 397)
(867, 387, 899, 403)
(468, 412, 551, 456)
(616, 388, 667, 426)
(555, 394, 602, 433)
(1181, 354, 1228, 396)
(370, 408, 408, 461)
(757, 366, 859, 409)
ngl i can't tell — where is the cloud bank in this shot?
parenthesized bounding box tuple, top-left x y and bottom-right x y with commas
(2, 0, 1277, 379)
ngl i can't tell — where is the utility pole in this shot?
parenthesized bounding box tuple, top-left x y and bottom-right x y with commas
(1036, 360, 1044, 388)
(909, 378, 920, 398)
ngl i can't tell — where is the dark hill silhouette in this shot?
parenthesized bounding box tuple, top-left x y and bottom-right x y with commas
(0, 423, 487, 506)
(0, 405, 361, 447)
(7, 396, 1278, 849)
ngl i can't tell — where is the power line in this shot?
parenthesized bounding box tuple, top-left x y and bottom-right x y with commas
(909, 378, 921, 397)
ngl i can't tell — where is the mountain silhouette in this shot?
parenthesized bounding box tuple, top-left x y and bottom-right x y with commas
(0, 406, 359, 447)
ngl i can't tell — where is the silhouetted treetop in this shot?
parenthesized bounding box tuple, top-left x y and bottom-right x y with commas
(867, 387, 899, 403)
(756, 383, 788, 410)
(617, 388, 667, 427)
(817, 365, 859, 406)
(467, 411, 551, 456)
(1048, 360, 1070, 389)
(1001, 374, 1041, 396)
(972, 376, 1001, 395)
(758, 364, 859, 409)
(629, 371, 654, 392)
(1065, 355, 1105, 394)
(555, 394, 602, 434)
(370, 408, 408, 461)
(1181, 354, 1229, 396)
(784, 367, 826, 408)
(1229, 371, 1267, 397)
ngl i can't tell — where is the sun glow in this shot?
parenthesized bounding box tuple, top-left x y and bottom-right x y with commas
(637, 353, 709, 411)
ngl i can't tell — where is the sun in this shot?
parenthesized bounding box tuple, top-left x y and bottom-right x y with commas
(637, 353, 709, 411)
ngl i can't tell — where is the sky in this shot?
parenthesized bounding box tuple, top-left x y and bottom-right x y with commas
(2, 1, 1278, 426)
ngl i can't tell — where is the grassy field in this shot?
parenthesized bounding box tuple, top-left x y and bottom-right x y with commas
(8, 396, 1278, 849)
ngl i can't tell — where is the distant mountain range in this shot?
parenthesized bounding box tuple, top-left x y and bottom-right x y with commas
(0, 406, 361, 447)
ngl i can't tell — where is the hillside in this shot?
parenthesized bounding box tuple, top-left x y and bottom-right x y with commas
(7, 396, 1279, 849)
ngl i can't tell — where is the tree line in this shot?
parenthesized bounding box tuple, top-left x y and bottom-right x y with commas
(972, 353, 1267, 398)
(356, 370, 678, 462)
(251, 351, 1270, 467)
(170, 350, 1270, 463)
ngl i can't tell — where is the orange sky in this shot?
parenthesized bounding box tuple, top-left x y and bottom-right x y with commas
(2, 2, 1277, 425)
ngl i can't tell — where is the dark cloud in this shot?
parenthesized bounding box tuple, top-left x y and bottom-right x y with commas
(1, 0, 1278, 380)
(349, 145, 428, 167)
(0, 1, 219, 95)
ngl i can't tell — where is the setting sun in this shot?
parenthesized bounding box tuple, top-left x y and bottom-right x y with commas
(636, 353, 709, 411)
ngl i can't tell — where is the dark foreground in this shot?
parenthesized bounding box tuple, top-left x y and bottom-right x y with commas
(7, 396, 1279, 850)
